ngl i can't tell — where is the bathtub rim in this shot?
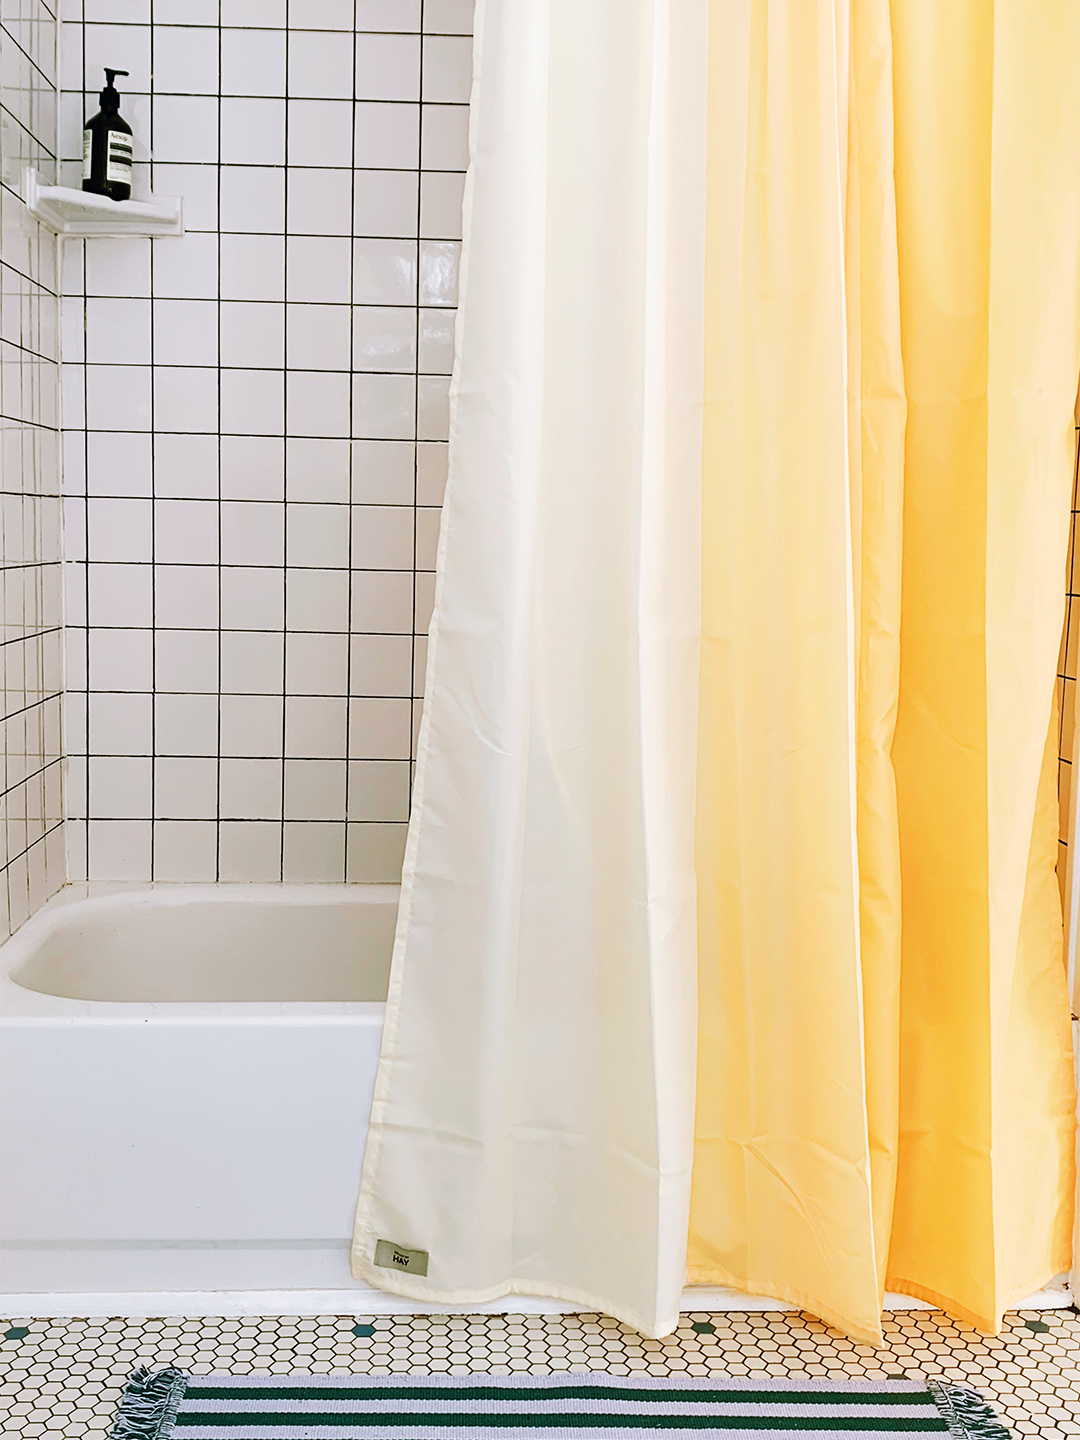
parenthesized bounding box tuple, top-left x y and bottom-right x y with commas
(0, 881, 396, 1022)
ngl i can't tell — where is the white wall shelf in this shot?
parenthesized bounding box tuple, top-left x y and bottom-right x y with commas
(22, 168, 183, 238)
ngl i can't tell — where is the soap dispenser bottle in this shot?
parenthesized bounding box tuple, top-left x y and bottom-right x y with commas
(83, 68, 133, 202)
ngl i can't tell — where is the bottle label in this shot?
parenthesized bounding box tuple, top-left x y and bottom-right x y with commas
(82, 128, 92, 179)
(105, 130, 133, 184)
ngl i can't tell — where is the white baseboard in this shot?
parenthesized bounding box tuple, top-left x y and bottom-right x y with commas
(3, 1284, 1073, 1320)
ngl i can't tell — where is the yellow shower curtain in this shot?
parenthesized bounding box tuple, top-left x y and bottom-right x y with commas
(691, 0, 1080, 1345)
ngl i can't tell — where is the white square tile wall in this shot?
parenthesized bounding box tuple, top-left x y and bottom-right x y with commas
(59, 0, 472, 884)
(1, 0, 67, 936)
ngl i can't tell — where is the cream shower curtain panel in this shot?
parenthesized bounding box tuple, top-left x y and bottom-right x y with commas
(354, 0, 1080, 1344)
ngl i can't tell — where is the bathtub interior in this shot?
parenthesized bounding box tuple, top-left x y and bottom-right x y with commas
(7, 886, 397, 1003)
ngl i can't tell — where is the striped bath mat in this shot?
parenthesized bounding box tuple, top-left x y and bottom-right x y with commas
(108, 1368, 1012, 1438)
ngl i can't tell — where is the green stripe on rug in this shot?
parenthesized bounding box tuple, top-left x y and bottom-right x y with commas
(108, 1368, 1013, 1440)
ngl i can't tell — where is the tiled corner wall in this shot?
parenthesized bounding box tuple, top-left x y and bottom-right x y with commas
(58, 0, 471, 884)
(0, 0, 66, 937)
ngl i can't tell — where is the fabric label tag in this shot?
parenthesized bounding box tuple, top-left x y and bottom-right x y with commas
(374, 1239, 429, 1277)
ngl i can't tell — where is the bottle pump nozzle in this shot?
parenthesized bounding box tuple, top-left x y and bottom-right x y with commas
(101, 68, 128, 107)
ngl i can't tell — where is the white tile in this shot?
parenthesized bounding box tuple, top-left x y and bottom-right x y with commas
(286, 235, 352, 304)
(347, 696, 411, 759)
(347, 758, 410, 821)
(85, 237, 151, 297)
(84, 0, 152, 22)
(220, 301, 286, 369)
(424, 0, 474, 35)
(154, 564, 220, 628)
(85, 363, 152, 430)
(420, 170, 465, 239)
(220, 95, 285, 165)
(219, 693, 283, 756)
(220, 499, 285, 566)
(221, 26, 286, 96)
(220, 234, 286, 302)
(153, 365, 219, 433)
(421, 103, 469, 169)
(418, 307, 454, 373)
(87, 561, 153, 625)
(284, 629, 348, 694)
(155, 756, 218, 819)
(87, 691, 153, 755)
(349, 632, 412, 696)
(284, 757, 346, 820)
(285, 695, 347, 758)
(285, 566, 349, 631)
(153, 162, 220, 230)
(422, 34, 472, 103)
(351, 503, 414, 569)
(350, 568, 413, 633)
(354, 100, 419, 168)
(285, 500, 349, 567)
(153, 433, 219, 500)
(151, 25, 220, 95)
(153, 820, 217, 881)
(287, 30, 354, 99)
(353, 170, 419, 239)
(285, 369, 350, 438)
(151, 0, 219, 19)
(414, 377, 451, 449)
(287, 99, 353, 168)
(220, 629, 285, 694)
(84, 23, 152, 99)
(220, 435, 285, 500)
(152, 299, 219, 367)
(414, 568, 436, 633)
(282, 821, 345, 882)
(352, 372, 414, 440)
(294, 0, 354, 29)
(88, 756, 152, 818)
(220, 367, 285, 436)
(355, 0, 420, 30)
(218, 757, 283, 820)
(346, 819, 407, 881)
(220, 564, 285, 629)
(355, 32, 420, 101)
(61, 363, 87, 428)
(88, 818, 151, 879)
(352, 305, 417, 371)
(151, 231, 219, 299)
(154, 498, 219, 565)
(86, 496, 152, 562)
(154, 692, 220, 756)
(285, 304, 350, 371)
(351, 439, 415, 504)
(220, 166, 286, 233)
(286, 436, 351, 502)
(151, 94, 219, 164)
(153, 629, 220, 693)
(85, 431, 154, 497)
(419, 239, 460, 305)
(85, 298, 152, 365)
(218, 819, 282, 880)
(354, 237, 417, 303)
(221, 0, 285, 25)
(286, 167, 354, 237)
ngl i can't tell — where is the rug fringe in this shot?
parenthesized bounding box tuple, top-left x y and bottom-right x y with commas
(929, 1381, 1013, 1439)
(108, 1366, 188, 1440)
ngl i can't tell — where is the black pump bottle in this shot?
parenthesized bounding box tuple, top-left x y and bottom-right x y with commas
(83, 68, 133, 202)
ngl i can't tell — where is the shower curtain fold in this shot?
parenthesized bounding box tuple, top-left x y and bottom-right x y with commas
(351, 0, 710, 1339)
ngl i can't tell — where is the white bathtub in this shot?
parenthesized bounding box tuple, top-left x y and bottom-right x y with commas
(0, 883, 394, 1309)
(3, 883, 1072, 1320)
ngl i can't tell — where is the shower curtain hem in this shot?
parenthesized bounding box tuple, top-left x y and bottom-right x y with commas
(350, 1256, 681, 1341)
(685, 1265, 884, 1348)
(883, 1258, 1073, 1337)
